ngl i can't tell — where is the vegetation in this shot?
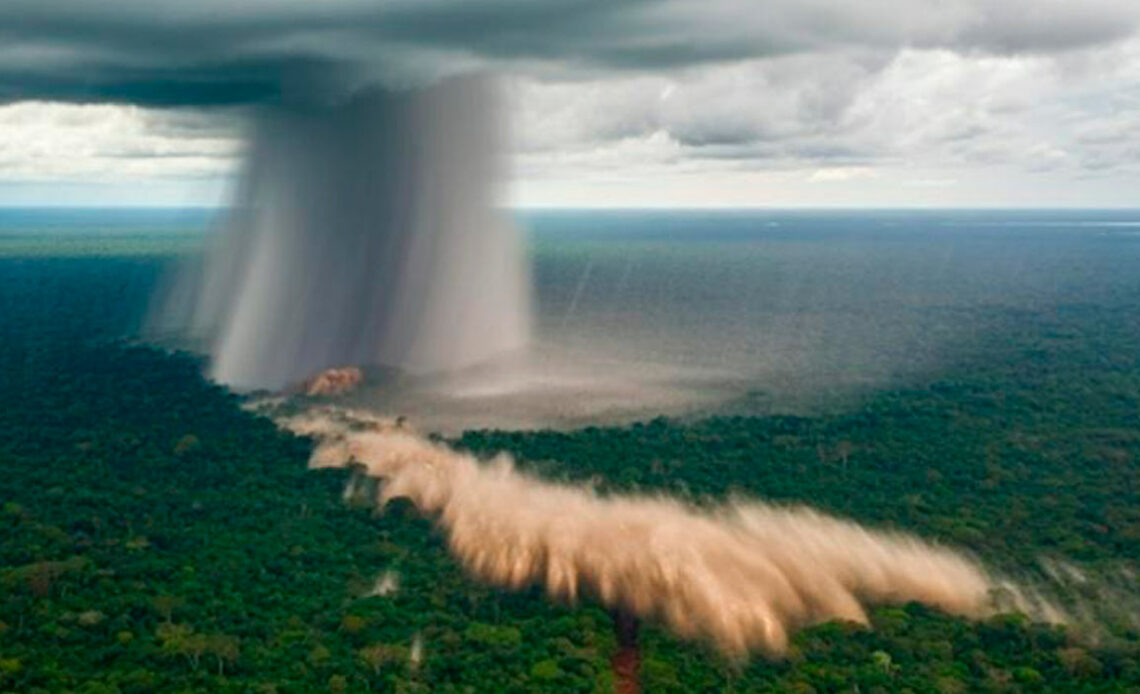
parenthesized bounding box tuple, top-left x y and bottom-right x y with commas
(1, 255, 1139, 691)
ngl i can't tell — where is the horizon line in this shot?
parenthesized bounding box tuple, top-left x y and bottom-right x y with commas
(1, 204, 1139, 212)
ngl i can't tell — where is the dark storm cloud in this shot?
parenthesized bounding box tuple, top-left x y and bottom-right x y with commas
(0, 60, 311, 107)
(1, 0, 1138, 106)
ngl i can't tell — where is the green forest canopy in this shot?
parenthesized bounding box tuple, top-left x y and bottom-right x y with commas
(0, 256, 1138, 692)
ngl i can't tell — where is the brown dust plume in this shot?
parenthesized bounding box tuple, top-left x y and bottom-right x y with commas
(281, 408, 1052, 658)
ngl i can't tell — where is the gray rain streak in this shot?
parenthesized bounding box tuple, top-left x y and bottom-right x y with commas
(155, 77, 529, 391)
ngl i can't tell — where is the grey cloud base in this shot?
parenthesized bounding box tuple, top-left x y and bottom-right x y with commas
(2, 0, 1138, 106)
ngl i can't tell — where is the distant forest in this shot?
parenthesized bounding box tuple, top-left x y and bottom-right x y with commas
(1, 255, 1139, 691)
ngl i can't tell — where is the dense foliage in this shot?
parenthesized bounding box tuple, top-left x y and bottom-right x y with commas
(1, 255, 1139, 692)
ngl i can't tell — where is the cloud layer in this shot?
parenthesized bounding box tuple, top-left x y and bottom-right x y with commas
(1, 0, 1138, 205)
(508, 40, 1140, 205)
(3, 0, 1138, 105)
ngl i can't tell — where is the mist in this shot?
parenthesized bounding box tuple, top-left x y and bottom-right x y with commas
(152, 76, 529, 391)
(279, 407, 1064, 658)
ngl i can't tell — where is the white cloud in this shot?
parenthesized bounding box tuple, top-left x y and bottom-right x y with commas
(0, 6, 1138, 206)
(809, 167, 878, 183)
(507, 37, 1140, 206)
(0, 102, 241, 183)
